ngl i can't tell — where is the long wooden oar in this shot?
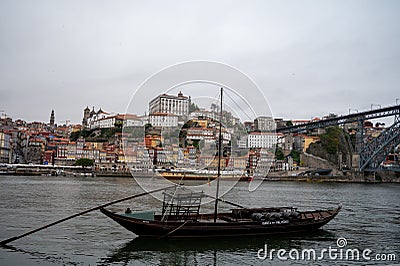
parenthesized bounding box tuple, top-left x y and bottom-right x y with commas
(159, 220, 189, 239)
(0, 185, 176, 246)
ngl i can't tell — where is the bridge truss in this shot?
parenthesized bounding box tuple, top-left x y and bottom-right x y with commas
(276, 105, 400, 172)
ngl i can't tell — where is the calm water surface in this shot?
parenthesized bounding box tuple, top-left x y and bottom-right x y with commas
(0, 175, 399, 265)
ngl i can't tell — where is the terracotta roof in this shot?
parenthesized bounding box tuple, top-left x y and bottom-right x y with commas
(150, 112, 178, 117)
(248, 132, 278, 135)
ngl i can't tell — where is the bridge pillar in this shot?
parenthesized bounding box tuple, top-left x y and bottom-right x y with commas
(354, 117, 365, 171)
(355, 118, 365, 153)
(346, 153, 352, 169)
(352, 153, 360, 171)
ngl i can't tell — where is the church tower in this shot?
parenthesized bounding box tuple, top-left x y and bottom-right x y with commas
(82, 106, 90, 128)
(50, 110, 55, 127)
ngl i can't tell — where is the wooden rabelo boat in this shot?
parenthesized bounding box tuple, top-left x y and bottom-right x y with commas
(100, 189, 341, 238)
(100, 88, 341, 238)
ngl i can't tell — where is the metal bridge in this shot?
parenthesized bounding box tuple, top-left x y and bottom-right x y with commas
(276, 104, 400, 172)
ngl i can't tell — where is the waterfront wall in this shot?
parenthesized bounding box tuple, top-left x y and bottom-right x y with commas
(300, 152, 341, 175)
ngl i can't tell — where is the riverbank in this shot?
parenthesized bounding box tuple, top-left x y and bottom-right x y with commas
(1, 164, 399, 182)
(267, 170, 400, 183)
(2, 171, 400, 183)
(264, 175, 400, 183)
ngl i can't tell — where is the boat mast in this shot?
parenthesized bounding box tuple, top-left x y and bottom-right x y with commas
(213, 87, 223, 223)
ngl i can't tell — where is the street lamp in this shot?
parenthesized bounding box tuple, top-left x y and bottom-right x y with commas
(349, 108, 358, 114)
(370, 104, 381, 110)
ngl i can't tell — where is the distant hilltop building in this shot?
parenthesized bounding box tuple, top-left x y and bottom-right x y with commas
(82, 106, 110, 129)
(149, 91, 190, 118)
(254, 116, 275, 132)
(82, 106, 144, 129)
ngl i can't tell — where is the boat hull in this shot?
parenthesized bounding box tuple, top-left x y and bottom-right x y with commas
(100, 206, 341, 238)
(160, 172, 252, 181)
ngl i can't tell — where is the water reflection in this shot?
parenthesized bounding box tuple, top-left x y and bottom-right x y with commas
(101, 230, 335, 265)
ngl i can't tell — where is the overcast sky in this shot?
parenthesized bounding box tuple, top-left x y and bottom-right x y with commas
(1, 0, 399, 125)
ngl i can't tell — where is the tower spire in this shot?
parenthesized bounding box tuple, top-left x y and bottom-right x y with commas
(50, 110, 55, 127)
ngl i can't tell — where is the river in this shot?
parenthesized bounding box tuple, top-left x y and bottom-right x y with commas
(0, 175, 399, 265)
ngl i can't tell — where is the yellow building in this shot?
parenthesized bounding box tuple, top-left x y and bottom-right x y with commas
(303, 135, 320, 152)
(193, 118, 208, 128)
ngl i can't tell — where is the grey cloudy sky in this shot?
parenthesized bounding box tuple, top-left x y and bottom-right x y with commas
(1, 0, 399, 124)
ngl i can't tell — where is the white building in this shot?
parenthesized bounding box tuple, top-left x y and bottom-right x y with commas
(186, 127, 231, 144)
(149, 113, 178, 128)
(248, 132, 277, 149)
(0, 132, 11, 163)
(292, 119, 311, 126)
(149, 91, 189, 117)
(123, 114, 143, 127)
(87, 108, 113, 129)
(189, 109, 218, 121)
(187, 128, 214, 141)
(91, 116, 117, 129)
(89, 114, 143, 129)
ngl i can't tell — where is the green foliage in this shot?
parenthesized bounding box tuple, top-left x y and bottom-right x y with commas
(125, 127, 145, 139)
(69, 128, 121, 142)
(101, 128, 120, 139)
(75, 158, 94, 168)
(192, 139, 200, 149)
(275, 148, 285, 160)
(320, 127, 341, 154)
(286, 120, 293, 127)
(349, 133, 356, 148)
(189, 102, 200, 113)
(162, 128, 180, 144)
(144, 123, 152, 134)
(289, 150, 300, 164)
(70, 129, 91, 141)
(114, 120, 123, 128)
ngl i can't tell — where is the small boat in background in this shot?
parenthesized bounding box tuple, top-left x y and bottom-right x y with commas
(159, 169, 253, 181)
(299, 168, 332, 176)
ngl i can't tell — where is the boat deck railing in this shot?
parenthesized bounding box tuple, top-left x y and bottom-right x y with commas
(161, 187, 204, 221)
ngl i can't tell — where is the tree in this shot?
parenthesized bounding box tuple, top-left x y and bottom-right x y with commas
(275, 148, 285, 160)
(289, 150, 300, 164)
(189, 102, 200, 113)
(320, 127, 341, 154)
(75, 158, 94, 168)
(70, 129, 92, 141)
